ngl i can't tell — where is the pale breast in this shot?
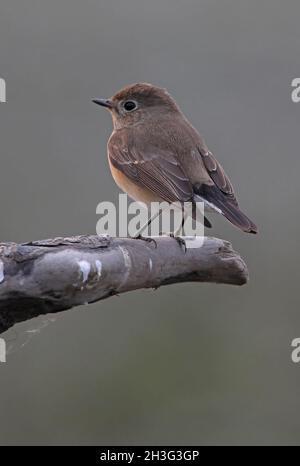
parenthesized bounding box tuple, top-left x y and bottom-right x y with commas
(108, 158, 162, 204)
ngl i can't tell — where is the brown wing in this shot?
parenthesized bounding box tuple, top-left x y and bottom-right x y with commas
(198, 147, 239, 206)
(108, 130, 193, 203)
(195, 146, 257, 233)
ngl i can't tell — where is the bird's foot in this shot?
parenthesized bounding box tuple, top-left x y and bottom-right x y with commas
(133, 234, 157, 248)
(169, 233, 187, 253)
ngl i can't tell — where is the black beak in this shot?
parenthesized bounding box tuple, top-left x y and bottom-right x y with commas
(92, 98, 113, 109)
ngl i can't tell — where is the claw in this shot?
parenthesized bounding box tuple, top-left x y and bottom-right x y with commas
(169, 234, 187, 253)
(134, 234, 157, 248)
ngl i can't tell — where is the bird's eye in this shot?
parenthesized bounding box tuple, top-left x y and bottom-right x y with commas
(123, 101, 137, 112)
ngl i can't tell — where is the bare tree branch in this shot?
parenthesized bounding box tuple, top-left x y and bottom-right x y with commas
(0, 235, 248, 333)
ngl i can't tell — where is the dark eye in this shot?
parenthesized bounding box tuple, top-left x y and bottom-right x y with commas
(123, 100, 137, 112)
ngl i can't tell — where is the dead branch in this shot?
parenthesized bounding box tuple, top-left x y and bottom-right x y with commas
(0, 235, 248, 333)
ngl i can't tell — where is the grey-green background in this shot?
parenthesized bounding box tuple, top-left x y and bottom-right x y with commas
(0, 0, 299, 446)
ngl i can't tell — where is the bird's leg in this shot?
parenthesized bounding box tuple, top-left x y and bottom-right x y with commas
(170, 208, 188, 252)
(174, 208, 187, 236)
(132, 209, 162, 247)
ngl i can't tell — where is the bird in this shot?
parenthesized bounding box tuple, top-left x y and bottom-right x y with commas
(93, 82, 257, 235)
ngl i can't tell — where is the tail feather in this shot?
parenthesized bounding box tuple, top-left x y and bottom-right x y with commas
(194, 184, 258, 234)
(204, 216, 212, 228)
(191, 202, 212, 228)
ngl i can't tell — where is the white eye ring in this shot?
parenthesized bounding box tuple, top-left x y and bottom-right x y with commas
(123, 100, 137, 112)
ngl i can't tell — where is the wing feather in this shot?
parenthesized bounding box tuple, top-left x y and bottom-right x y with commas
(198, 147, 238, 206)
(108, 130, 193, 203)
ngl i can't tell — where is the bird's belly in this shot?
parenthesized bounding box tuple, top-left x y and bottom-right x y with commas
(109, 160, 162, 204)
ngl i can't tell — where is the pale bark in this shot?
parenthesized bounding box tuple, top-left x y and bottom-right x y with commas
(0, 235, 248, 333)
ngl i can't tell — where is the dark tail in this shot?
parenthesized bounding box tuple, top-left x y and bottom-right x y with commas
(191, 203, 212, 228)
(194, 184, 258, 234)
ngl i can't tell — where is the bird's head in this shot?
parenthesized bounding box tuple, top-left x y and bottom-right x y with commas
(93, 83, 180, 129)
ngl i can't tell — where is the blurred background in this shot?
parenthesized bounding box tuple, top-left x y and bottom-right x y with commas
(0, 0, 299, 446)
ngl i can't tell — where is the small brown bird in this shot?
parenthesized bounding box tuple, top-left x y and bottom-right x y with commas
(93, 83, 257, 234)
